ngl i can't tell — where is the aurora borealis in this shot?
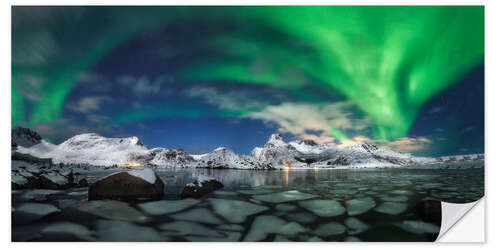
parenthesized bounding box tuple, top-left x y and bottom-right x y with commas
(11, 6, 484, 156)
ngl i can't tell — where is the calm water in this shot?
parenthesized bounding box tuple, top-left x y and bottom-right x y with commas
(12, 162, 484, 242)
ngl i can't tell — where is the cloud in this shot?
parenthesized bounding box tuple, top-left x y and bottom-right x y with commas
(335, 136, 373, 148)
(12, 30, 58, 66)
(242, 100, 434, 153)
(184, 86, 265, 110)
(381, 136, 433, 152)
(245, 101, 372, 143)
(461, 126, 475, 133)
(66, 96, 112, 113)
(117, 75, 166, 96)
(428, 106, 443, 114)
(14, 74, 47, 101)
(86, 114, 110, 124)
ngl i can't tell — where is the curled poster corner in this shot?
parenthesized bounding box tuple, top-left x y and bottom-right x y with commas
(437, 198, 484, 242)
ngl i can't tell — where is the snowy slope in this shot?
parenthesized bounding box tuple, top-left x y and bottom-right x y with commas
(17, 133, 149, 166)
(197, 147, 270, 169)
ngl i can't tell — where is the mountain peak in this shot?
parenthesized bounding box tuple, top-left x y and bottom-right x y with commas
(297, 139, 318, 146)
(266, 133, 287, 147)
(361, 143, 379, 152)
(12, 126, 42, 147)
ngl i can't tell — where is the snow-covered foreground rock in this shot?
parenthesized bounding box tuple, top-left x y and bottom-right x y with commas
(12, 127, 482, 170)
(88, 168, 165, 201)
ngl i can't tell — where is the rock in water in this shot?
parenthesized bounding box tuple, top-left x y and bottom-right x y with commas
(88, 168, 164, 201)
(181, 176, 223, 198)
(38, 172, 72, 189)
(77, 178, 89, 187)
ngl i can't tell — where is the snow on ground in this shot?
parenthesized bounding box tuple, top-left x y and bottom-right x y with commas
(189, 153, 208, 161)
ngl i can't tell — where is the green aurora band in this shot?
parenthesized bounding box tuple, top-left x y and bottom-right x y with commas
(12, 6, 484, 141)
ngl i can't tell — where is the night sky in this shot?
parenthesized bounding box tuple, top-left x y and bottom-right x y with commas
(11, 6, 484, 156)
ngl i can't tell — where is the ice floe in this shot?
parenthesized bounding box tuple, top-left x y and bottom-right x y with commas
(298, 199, 345, 217)
(209, 198, 269, 223)
(394, 220, 440, 234)
(217, 224, 245, 231)
(41, 222, 95, 241)
(237, 189, 275, 195)
(21, 189, 63, 200)
(78, 200, 149, 223)
(96, 220, 164, 241)
(314, 222, 346, 237)
(138, 199, 200, 215)
(285, 212, 316, 224)
(170, 208, 223, 224)
(389, 190, 414, 196)
(275, 204, 297, 212)
(344, 217, 370, 235)
(344, 236, 362, 242)
(16, 203, 60, 217)
(244, 215, 308, 241)
(160, 221, 223, 237)
(253, 190, 318, 203)
(380, 195, 408, 202)
(374, 202, 408, 215)
(185, 231, 242, 242)
(345, 197, 376, 216)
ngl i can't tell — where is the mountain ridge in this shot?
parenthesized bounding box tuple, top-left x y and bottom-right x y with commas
(12, 127, 483, 169)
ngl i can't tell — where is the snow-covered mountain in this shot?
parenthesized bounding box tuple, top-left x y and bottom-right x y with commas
(251, 134, 301, 167)
(17, 133, 148, 166)
(196, 147, 272, 169)
(251, 133, 436, 169)
(435, 154, 484, 163)
(129, 148, 197, 168)
(12, 127, 482, 170)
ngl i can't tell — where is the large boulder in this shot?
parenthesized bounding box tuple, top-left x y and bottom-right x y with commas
(88, 168, 164, 201)
(181, 176, 224, 198)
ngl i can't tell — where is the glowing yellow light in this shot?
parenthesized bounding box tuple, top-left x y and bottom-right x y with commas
(118, 161, 142, 167)
(283, 162, 291, 187)
(127, 162, 142, 167)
